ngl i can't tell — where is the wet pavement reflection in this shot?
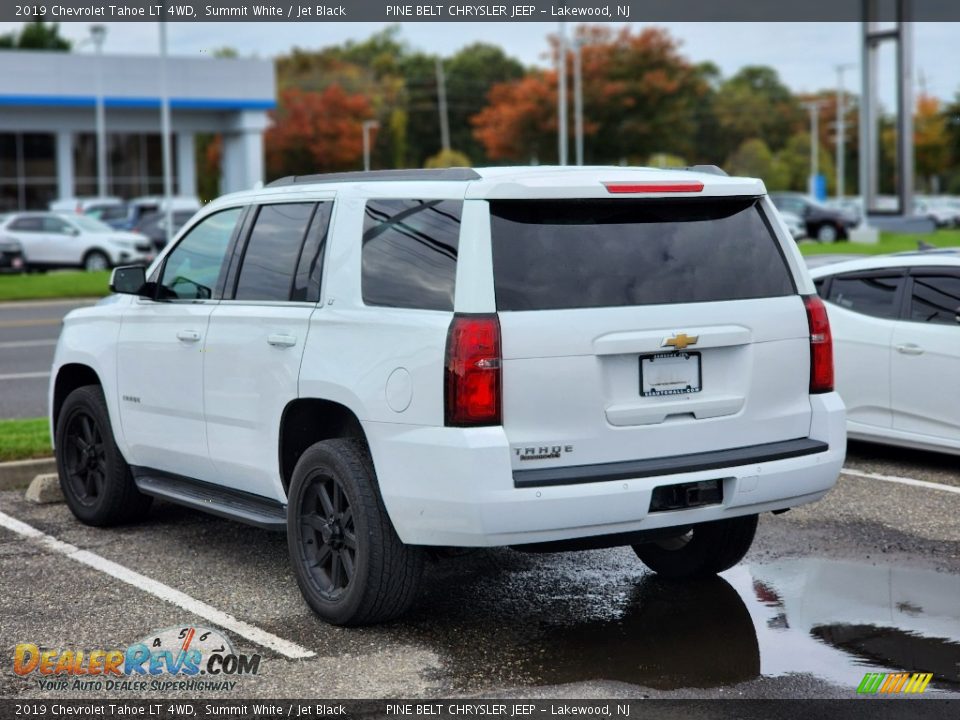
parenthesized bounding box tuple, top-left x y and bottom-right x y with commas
(411, 553, 960, 693)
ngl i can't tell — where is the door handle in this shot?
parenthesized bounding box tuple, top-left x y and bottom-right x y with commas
(176, 330, 201, 343)
(895, 343, 924, 355)
(267, 333, 297, 348)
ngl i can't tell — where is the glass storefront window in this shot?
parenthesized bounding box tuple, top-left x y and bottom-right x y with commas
(0, 132, 57, 210)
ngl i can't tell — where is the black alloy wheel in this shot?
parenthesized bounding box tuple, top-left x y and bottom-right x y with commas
(299, 473, 358, 599)
(63, 410, 107, 506)
(55, 384, 152, 526)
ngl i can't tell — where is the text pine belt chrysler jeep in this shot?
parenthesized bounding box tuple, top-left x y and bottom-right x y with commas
(50, 167, 845, 625)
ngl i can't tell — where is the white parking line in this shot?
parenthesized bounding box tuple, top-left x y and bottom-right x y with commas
(0, 371, 50, 381)
(0, 339, 57, 349)
(841, 467, 960, 495)
(0, 509, 316, 660)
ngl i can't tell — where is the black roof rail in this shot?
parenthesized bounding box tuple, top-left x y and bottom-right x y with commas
(683, 164, 728, 176)
(267, 167, 481, 187)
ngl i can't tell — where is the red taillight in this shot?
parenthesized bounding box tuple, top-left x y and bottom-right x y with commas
(803, 295, 834, 394)
(603, 181, 704, 194)
(445, 314, 501, 427)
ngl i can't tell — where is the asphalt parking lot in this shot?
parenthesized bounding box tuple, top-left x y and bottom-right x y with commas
(0, 300, 93, 419)
(1, 298, 959, 700)
(1, 440, 959, 700)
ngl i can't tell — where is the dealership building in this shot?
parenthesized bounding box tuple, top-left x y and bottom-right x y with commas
(0, 49, 275, 211)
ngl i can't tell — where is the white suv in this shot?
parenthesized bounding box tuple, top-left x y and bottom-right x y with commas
(49, 167, 845, 625)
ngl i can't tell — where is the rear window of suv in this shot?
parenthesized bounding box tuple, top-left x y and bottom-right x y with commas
(490, 197, 795, 311)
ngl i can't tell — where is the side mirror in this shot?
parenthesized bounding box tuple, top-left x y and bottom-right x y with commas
(110, 265, 149, 296)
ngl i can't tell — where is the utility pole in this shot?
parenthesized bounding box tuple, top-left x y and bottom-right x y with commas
(159, 18, 173, 246)
(573, 35, 583, 166)
(803, 101, 824, 198)
(435, 57, 451, 153)
(835, 63, 856, 200)
(557, 22, 568, 166)
(362, 120, 379, 172)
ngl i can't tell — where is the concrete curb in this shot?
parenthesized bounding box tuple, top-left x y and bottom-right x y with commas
(0, 458, 57, 491)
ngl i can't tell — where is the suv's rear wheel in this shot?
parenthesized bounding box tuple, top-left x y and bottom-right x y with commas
(632, 514, 758, 579)
(287, 439, 424, 626)
(55, 385, 152, 526)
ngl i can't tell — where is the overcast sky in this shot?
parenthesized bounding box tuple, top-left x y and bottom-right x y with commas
(3, 21, 958, 103)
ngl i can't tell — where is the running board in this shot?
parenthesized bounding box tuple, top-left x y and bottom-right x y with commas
(132, 468, 287, 532)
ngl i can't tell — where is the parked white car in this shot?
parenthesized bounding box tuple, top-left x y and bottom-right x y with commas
(778, 210, 807, 241)
(811, 253, 960, 456)
(1, 212, 154, 271)
(50, 166, 845, 625)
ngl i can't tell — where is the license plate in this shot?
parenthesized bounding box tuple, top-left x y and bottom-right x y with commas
(640, 351, 702, 397)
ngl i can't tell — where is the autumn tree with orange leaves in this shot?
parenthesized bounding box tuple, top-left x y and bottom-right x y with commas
(265, 86, 375, 178)
(472, 26, 712, 164)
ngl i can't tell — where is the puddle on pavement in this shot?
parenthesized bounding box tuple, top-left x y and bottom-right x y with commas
(416, 555, 960, 693)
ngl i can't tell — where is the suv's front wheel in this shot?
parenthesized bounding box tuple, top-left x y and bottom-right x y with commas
(287, 439, 424, 626)
(55, 385, 152, 526)
(632, 514, 758, 579)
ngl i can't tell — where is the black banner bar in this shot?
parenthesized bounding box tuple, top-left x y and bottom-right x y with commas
(5, 0, 960, 23)
(1, 699, 959, 720)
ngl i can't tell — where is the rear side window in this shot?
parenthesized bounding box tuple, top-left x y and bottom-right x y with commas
(825, 274, 903, 319)
(291, 202, 332, 303)
(362, 199, 462, 311)
(9, 217, 42, 231)
(235, 203, 315, 302)
(490, 198, 794, 311)
(909, 274, 960, 325)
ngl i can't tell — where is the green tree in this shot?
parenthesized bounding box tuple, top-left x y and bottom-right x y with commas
(424, 148, 471, 168)
(0, 20, 71, 50)
(774, 132, 836, 194)
(724, 138, 790, 190)
(714, 66, 804, 159)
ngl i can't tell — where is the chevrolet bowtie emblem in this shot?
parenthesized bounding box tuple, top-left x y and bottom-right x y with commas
(662, 333, 699, 351)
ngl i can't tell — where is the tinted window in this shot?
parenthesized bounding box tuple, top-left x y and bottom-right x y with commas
(825, 274, 903, 319)
(362, 199, 461, 311)
(291, 202, 332, 303)
(42, 216, 71, 234)
(490, 198, 794, 311)
(235, 203, 314, 302)
(159, 208, 241, 300)
(9, 217, 42, 232)
(909, 274, 960, 325)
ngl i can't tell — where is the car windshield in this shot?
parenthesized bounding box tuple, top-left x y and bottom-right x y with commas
(68, 216, 115, 233)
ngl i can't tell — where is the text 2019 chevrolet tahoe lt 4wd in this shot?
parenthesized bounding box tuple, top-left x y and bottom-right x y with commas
(50, 167, 845, 625)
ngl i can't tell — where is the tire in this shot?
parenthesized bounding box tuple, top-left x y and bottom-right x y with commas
(83, 250, 110, 272)
(287, 438, 424, 626)
(815, 224, 838, 243)
(55, 385, 152, 526)
(632, 514, 758, 579)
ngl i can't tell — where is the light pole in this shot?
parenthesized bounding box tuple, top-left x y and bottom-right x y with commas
(89, 24, 107, 198)
(557, 22, 568, 166)
(803, 101, 824, 198)
(159, 18, 174, 246)
(573, 35, 583, 166)
(362, 120, 379, 172)
(835, 63, 856, 199)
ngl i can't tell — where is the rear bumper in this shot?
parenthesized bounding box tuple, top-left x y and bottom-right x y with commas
(367, 392, 845, 547)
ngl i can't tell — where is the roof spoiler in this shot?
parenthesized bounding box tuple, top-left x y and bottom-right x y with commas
(683, 165, 728, 177)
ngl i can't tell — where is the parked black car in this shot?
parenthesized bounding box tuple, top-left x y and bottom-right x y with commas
(769, 193, 857, 242)
(134, 210, 195, 251)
